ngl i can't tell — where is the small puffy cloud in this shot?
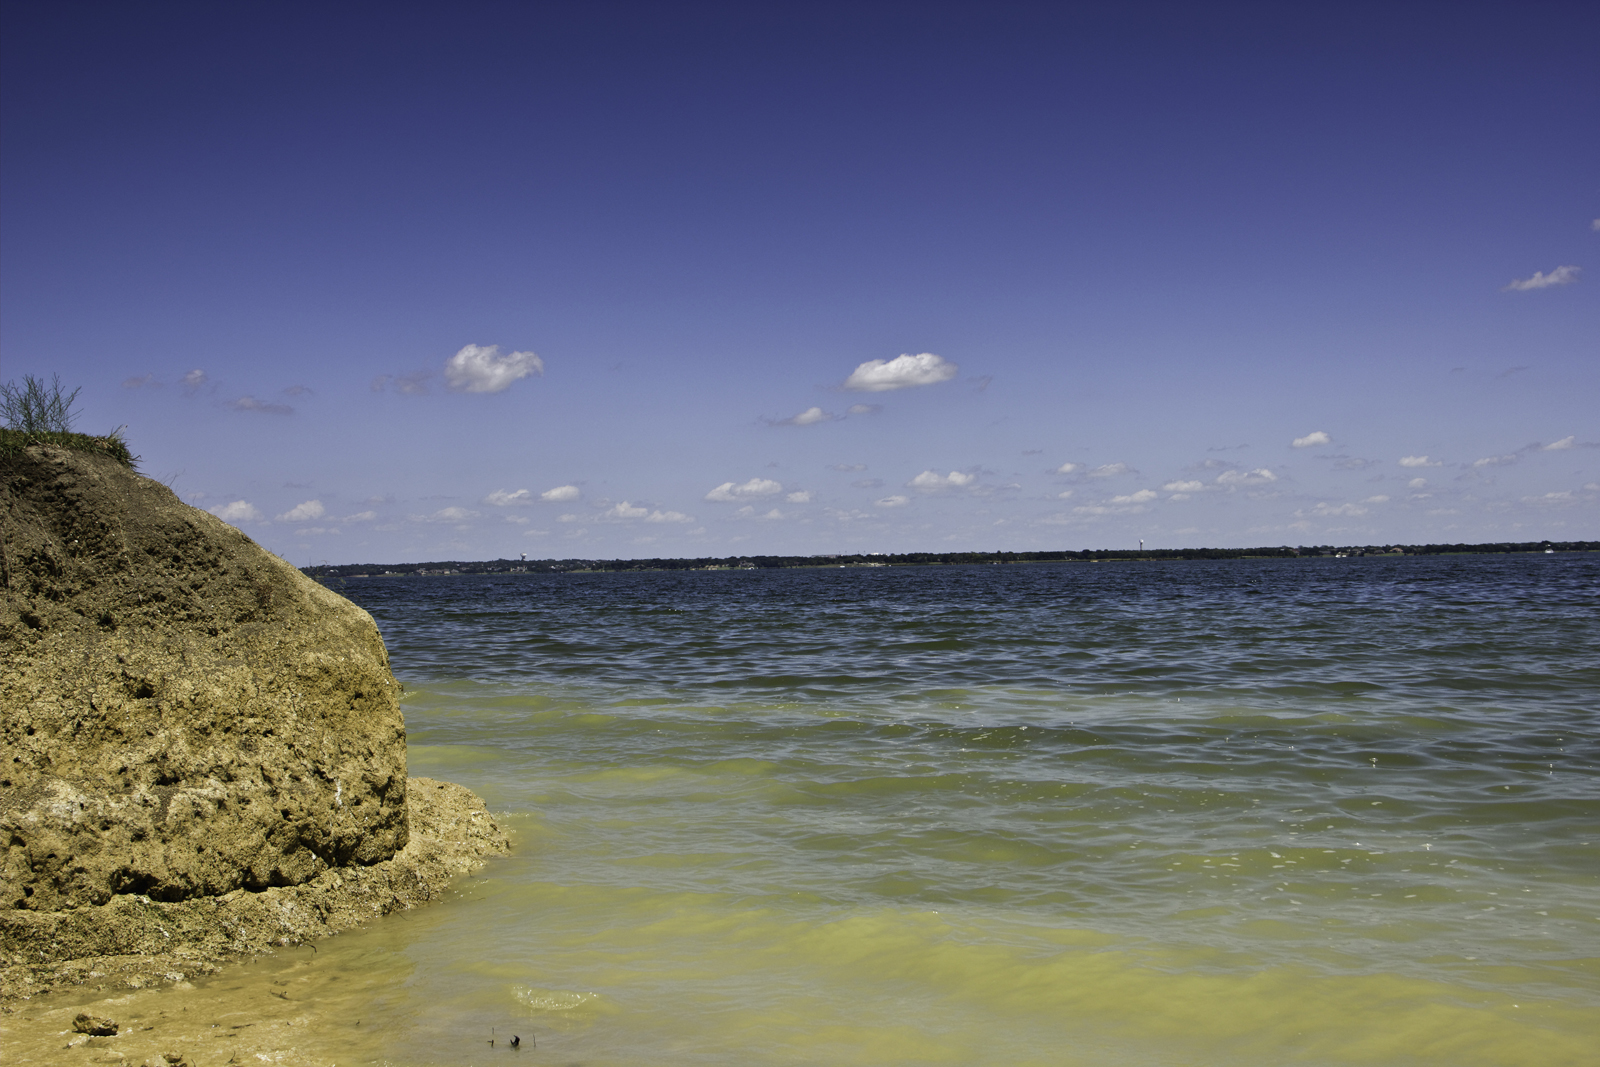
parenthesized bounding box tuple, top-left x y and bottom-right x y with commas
(706, 478, 783, 501)
(208, 500, 261, 523)
(1363, 495, 1391, 504)
(444, 344, 544, 393)
(541, 485, 581, 502)
(341, 510, 378, 522)
(1055, 462, 1082, 474)
(277, 500, 325, 522)
(1308, 502, 1368, 517)
(771, 406, 836, 426)
(1408, 478, 1428, 489)
(735, 506, 785, 520)
(1292, 431, 1331, 448)
(417, 506, 478, 523)
(228, 395, 295, 415)
(843, 352, 958, 392)
(847, 403, 881, 416)
(1399, 455, 1441, 468)
(1473, 453, 1518, 467)
(1330, 456, 1379, 470)
(786, 490, 813, 503)
(181, 369, 208, 392)
(1526, 490, 1573, 504)
(1056, 490, 1074, 500)
(1593, 220, 1600, 232)
(598, 502, 692, 523)
(875, 495, 910, 508)
(1216, 468, 1277, 487)
(1163, 480, 1204, 492)
(1504, 265, 1580, 291)
(908, 470, 977, 490)
(1109, 489, 1159, 505)
(1088, 463, 1131, 478)
(1544, 436, 1575, 451)
(484, 489, 532, 506)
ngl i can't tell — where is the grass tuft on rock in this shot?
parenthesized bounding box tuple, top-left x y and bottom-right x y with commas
(0, 426, 139, 468)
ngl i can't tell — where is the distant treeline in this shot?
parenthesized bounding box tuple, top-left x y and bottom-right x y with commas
(301, 540, 1597, 578)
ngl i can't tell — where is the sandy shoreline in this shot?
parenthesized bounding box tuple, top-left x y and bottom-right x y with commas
(1, 776, 509, 1065)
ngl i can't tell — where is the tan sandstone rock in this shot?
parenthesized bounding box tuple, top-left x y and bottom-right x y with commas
(0, 444, 407, 912)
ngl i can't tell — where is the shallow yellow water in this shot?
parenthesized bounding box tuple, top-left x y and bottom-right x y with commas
(10, 560, 1599, 1065)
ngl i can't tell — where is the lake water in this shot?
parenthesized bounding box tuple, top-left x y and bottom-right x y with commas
(33, 556, 1600, 1065)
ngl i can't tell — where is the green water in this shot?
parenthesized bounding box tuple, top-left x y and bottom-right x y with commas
(46, 558, 1600, 1065)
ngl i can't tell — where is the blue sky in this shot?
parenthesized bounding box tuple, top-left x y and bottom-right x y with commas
(3, 1, 1595, 563)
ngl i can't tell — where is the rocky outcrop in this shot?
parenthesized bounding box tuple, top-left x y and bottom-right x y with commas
(1, 443, 408, 910)
(0, 443, 505, 998)
(0, 776, 505, 1000)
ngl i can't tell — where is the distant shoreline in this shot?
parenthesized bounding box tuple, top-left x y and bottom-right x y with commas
(302, 540, 1598, 579)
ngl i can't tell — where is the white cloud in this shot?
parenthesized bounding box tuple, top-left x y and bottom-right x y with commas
(208, 500, 261, 523)
(1543, 436, 1575, 451)
(847, 404, 881, 416)
(706, 478, 784, 501)
(1524, 490, 1574, 504)
(875, 495, 910, 508)
(843, 352, 958, 392)
(646, 509, 694, 523)
(1109, 489, 1159, 505)
(443, 344, 544, 393)
(541, 485, 580, 501)
(1054, 462, 1082, 475)
(425, 506, 477, 522)
(1292, 431, 1331, 448)
(1163, 480, 1204, 492)
(484, 489, 533, 506)
(908, 470, 977, 491)
(341, 510, 378, 522)
(277, 500, 325, 522)
(607, 502, 649, 520)
(773, 406, 835, 426)
(1056, 490, 1074, 500)
(1408, 478, 1428, 489)
(1215, 468, 1276, 487)
(181, 369, 207, 392)
(1308, 502, 1368, 517)
(1473, 454, 1518, 467)
(735, 506, 785, 521)
(1399, 455, 1441, 468)
(1593, 220, 1600, 232)
(1088, 463, 1131, 478)
(1504, 265, 1580, 291)
(786, 490, 813, 503)
(228, 395, 295, 415)
(1363, 495, 1391, 504)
